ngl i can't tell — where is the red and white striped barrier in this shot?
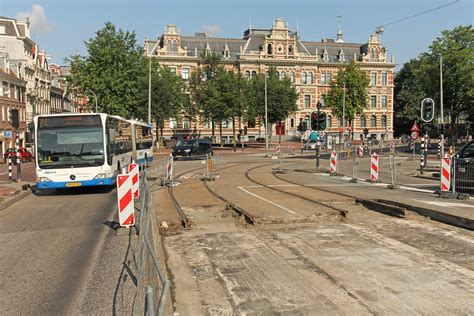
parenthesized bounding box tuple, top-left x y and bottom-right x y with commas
(370, 153, 379, 181)
(166, 154, 174, 182)
(129, 162, 139, 199)
(359, 145, 364, 157)
(330, 151, 337, 174)
(117, 174, 134, 227)
(276, 144, 281, 155)
(440, 157, 451, 192)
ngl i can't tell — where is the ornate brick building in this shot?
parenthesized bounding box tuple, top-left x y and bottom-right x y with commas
(144, 18, 395, 143)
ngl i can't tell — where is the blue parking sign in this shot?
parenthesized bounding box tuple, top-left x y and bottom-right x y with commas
(310, 131, 318, 140)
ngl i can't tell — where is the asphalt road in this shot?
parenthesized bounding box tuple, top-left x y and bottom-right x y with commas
(161, 155, 474, 315)
(0, 185, 136, 314)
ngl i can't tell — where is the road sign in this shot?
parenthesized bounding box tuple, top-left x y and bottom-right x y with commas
(129, 162, 139, 199)
(410, 131, 419, 140)
(304, 130, 311, 139)
(276, 122, 285, 136)
(241, 135, 249, 142)
(310, 131, 318, 140)
(410, 121, 420, 132)
(117, 174, 134, 227)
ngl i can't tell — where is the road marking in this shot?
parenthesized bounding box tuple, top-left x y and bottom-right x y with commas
(413, 200, 474, 209)
(238, 186, 297, 214)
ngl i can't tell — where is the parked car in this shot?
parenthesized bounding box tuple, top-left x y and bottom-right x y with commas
(304, 139, 318, 150)
(455, 140, 474, 194)
(4, 147, 34, 163)
(172, 138, 213, 159)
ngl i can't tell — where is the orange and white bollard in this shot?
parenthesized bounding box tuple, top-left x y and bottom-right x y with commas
(117, 174, 134, 227)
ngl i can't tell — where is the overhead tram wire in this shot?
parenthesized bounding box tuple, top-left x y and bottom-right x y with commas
(375, 0, 461, 33)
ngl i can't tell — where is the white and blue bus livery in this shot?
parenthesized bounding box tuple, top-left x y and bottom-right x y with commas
(34, 113, 134, 189)
(129, 120, 154, 169)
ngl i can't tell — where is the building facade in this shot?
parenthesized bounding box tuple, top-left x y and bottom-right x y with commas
(0, 49, 27, 156)
(145, 18, 396, 143)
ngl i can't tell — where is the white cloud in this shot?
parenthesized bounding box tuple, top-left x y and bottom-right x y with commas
(16, 4, 53, 33)
(202, 24, 221, 36)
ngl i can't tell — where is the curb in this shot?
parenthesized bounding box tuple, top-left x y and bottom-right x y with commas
(0, 189, 32, 212)
(356, 199, 405, 218)
(376, 199, 473, 231)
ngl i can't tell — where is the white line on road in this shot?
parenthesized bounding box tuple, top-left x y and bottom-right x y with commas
(238, 186, 297, 214)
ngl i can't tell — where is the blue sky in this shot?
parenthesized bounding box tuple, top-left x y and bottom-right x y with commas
(1, 0, 472, 69)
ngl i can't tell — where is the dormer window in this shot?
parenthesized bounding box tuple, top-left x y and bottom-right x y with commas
(267, 43, 273, 55)
(167, 40, 178, 53)
(288, 45, 294, 55)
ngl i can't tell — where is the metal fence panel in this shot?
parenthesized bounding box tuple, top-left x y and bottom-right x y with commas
(454, 158, 474, 195)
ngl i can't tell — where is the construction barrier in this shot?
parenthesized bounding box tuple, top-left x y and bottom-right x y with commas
(440, 157, 451, 192)
(164, 154, 173, 184)
(370, 153, 379, 182)
(276, 144, 281, 155)
(359, 145, 364, 157)
(129, 162, 140, 199)
(330, 151, 337, 174)
(117, 174, 134, 227)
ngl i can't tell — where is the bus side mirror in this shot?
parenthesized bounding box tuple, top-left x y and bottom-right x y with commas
(109, 129, 116, 141)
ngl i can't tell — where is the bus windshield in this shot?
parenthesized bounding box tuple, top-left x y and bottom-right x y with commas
(37, 122, 105, 169)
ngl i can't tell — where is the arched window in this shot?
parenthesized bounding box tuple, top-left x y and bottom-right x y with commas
(276, 71, 280, 78)
(360, 115, 366, 128)
(371, 115, 377, 127)
(307, 72, 313, 84)
(302, 72, 307, 84)
(245, 71, 250, 80)
(251, 71, 257, 79)
(370, 48, 376, 60)
(288, 45, 294, 55)
(279, 71, 285, 80)
(338, 117, 343, 127)
(381, 115, 387, 127)
(327, 115, 332, 128)
(169, 40, 178, 53)
(183, 117, 190, 129)
(267, 43, 273, 55)
(290, 71, 295, 83)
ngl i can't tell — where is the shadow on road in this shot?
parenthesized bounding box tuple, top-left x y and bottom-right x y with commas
(32, 186, 115, 196)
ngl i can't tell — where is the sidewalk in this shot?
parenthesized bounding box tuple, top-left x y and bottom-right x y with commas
(0, 180, 32, 211)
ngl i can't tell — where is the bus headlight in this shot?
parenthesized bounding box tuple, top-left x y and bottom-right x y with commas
(184, 149, 191, 153)
(94, 172, 112, 179)
(37, 177, 52, 182)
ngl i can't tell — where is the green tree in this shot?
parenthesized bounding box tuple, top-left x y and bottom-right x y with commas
(67, 22, 144, 117)
(136, 61, 186, 143)
(324, 61, 369, 138)
(249, 68, 298, 139)
(394, 25, 474, 137)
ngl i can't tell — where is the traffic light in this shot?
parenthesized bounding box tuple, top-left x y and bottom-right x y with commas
(244, 125, 248, 135)
(421, 98, 435, 123)
(363, 128, 369, 137)
(317, 112, 327, 131)
(10, 109, 19, 128)
(311, 111, 318, 131)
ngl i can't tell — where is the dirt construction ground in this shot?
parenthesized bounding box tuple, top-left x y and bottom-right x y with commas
(150, 155, 474, 315)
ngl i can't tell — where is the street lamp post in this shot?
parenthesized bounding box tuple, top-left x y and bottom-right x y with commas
(148, 56, 152, 125)
(316, 101, 322, 169)
(264, 72, 269, 156)
(85, 89, 98, 113)
(440, 55, 445, 157)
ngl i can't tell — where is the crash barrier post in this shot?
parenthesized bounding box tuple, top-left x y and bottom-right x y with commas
(117, 174, 135, 227)
(420, 137, 425, 175)
(359, 145, 364, 157)
(329, 151, 337, 175)
(370, 153, 379, 182)
(163, 154, 173, 186)
(133, 170, 171, 316)
(276, 144, 280, 156)
(15, 132, 21, 180)
(204, 154, 216, 180)
(440, 156, 451, 192)
(437, 140, 441, 159)
(387, 153, 398, 189)
(8, 156, 12, 181)
(350, 147, 358, 183)
(129, 162, 140, 199)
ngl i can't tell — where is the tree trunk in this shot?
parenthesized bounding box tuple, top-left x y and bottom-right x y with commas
(232, 117, 236, 152)
(211, 120, 215, 143)
(219, 121, 223, 147)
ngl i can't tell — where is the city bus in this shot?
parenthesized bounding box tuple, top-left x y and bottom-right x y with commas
(129, 120, 154, 169)
(34, 113, 133, 189)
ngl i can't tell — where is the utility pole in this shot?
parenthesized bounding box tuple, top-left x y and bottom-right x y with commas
(148, 56, 152, 125)
(440, 55, 445, 157)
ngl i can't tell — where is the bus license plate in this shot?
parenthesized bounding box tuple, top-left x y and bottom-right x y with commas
(66, 182, 82, 187)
